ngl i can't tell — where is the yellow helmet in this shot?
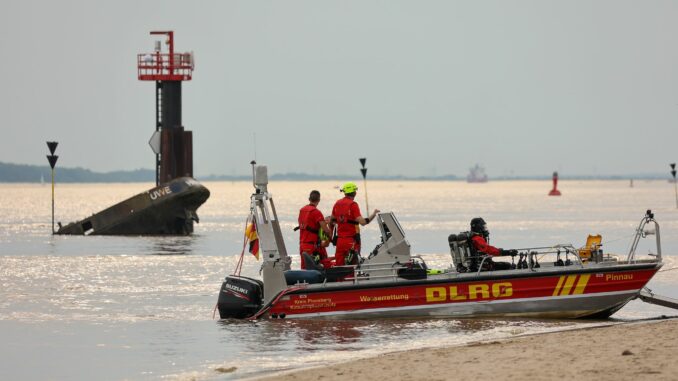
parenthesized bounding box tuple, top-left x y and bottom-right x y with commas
(341, 182, 358, 194)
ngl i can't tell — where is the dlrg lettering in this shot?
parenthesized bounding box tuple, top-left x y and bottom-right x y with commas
(425, 282, 513, 302)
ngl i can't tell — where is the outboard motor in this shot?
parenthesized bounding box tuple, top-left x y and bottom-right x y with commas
(217, 275, 263, 319)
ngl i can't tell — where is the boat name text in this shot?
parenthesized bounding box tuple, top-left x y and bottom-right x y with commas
(149, 186, 172, 200)
(605, 274, 633, 282)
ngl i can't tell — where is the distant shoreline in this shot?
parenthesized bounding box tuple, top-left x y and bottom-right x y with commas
(0, 162, 673, 183)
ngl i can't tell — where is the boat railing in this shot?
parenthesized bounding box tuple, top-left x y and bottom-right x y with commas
(476, 244, 585, 274)
(326, 213, 661, 282)
(626, 210, 661, 264)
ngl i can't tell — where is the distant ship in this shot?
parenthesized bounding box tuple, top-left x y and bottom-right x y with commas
(466, 164, 488, 183)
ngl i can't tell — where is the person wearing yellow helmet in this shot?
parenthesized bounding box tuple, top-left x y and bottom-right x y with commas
(331, 182, 380, 266)
(340, 182, 358, 194)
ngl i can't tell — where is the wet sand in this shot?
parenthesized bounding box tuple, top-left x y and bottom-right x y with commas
(254, 319, 678, 381)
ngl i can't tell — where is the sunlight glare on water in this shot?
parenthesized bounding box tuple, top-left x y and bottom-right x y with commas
(1, 180, 678, 380)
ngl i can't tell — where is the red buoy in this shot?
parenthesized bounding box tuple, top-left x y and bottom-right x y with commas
(549, 171, 562, 196)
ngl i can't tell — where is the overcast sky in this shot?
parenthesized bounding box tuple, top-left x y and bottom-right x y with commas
(1, 1, 677, 177)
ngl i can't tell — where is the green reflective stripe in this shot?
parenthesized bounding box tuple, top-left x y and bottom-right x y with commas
(319, 228, 328, 241)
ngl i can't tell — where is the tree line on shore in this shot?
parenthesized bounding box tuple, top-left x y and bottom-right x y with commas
(0, 161, 671, 183)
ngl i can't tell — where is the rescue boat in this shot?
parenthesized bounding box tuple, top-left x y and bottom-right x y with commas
(216, 164, 664, 320)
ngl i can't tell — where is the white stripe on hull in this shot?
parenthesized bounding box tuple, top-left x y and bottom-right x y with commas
(284, 289, 639, 320)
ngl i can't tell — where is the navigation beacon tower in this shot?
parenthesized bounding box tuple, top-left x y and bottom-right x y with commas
(55, 31, 209, 236)
(138, 31, 195, 186)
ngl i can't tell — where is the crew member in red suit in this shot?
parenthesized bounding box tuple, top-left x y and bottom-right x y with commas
(331, 182, 380, 266)
(470, 217, 517, 256)
(298, 190, 332, 269)
(470, 217, 517, 270)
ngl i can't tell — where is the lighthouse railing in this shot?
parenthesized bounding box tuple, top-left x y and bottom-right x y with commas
(137, 52, 194, 79)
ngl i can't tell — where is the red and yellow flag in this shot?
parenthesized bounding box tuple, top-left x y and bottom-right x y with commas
(245, 221, 260, 260)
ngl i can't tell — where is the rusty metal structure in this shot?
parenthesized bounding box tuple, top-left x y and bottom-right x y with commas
(57, 177, 209, 235)
(138, 31, 195, 185)
(57, 31, 209, 236)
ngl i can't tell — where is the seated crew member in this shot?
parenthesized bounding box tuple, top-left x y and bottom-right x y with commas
(331, 182, 380, 266)
(298, 190, 333, 269)
(469, 217, 517, 270)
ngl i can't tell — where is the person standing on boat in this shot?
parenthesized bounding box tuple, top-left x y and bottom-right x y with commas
(298, 190, 333, 269)
(470, 217, 516, 269)
(331, 182, 380, 266)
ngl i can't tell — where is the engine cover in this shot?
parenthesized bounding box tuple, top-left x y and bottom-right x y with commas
(217, 276, 263, 319)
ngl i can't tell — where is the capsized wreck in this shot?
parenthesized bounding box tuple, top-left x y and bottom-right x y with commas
(58, 31, 209, 236)
(57, 177, 208, 235)
(217, 164, 674, 320)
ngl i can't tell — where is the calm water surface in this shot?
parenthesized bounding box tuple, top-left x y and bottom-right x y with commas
(1, 180, 678, 380)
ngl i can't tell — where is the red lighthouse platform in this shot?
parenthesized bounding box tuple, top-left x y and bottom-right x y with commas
(138, 31, 195, 186)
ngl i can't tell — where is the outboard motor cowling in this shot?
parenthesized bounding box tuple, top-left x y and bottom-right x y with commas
(217, 275, 263, 319)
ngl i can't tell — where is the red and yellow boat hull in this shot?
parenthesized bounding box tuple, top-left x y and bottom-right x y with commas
(268, 264, 660, 319)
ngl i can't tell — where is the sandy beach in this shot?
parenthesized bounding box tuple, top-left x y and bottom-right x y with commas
(254, 318, 678, 381)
